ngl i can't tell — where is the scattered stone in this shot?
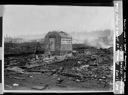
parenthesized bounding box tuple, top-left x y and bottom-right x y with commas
(13, 77, 25, 80)
(29, 75, 33, 78)
(5, 85, 12, 88)
(75, 79, 81, 82)
(6, 66, 24, 73)
(32, 84, 49, 90)
(56, 78, 64, 84)
(13, 83, 19, 87)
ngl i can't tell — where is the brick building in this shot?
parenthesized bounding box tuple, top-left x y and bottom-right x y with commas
(44, 31, 72, 56)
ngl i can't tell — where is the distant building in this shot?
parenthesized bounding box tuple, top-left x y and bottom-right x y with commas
(44, 31, 72, 56)
(4, 37, 24, 43)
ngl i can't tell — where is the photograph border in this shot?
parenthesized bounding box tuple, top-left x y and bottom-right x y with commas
(1, 0, 125, 94)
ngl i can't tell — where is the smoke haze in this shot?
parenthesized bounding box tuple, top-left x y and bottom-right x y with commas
(83, 29, 113, 48)
(71, 29, 113, 48)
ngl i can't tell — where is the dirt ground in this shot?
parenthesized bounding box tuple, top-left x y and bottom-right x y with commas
(4, 69, 112, 91)
(4, 48, 113, 91)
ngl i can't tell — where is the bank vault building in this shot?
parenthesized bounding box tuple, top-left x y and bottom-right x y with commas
(44, 31, 72, 56)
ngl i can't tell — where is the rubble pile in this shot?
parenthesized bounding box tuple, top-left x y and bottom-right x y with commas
(4, 47, 113, 90)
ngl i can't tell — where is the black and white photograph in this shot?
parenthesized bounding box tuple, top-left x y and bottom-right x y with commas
(3, 5, 115, 92)
(0, 5, 3, 94)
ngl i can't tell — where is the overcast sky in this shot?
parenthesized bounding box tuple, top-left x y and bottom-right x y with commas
(3, 5, 115, 36)
(3, 5, 115, 47)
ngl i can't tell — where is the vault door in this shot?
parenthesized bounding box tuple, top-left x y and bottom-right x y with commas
(49, 38, 55, 51)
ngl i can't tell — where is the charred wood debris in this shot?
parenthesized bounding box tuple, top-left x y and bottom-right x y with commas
(4, 42, 113, 89)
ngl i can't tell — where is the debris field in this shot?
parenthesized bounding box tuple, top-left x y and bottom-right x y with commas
(4, 47, 113, 91)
